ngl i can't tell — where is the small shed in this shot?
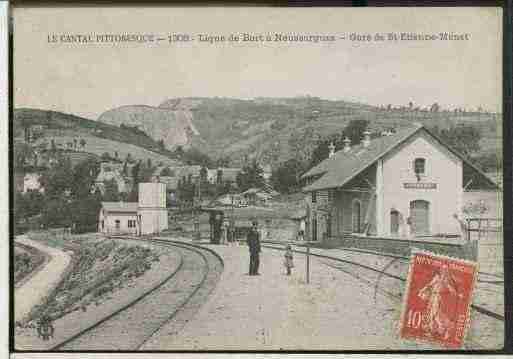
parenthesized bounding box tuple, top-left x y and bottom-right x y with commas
(200, 205, 277, 243)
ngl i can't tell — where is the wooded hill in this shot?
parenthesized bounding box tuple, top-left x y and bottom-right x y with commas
(14, 108, 181, 167)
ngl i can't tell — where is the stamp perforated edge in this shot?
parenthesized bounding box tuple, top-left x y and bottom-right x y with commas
(397, 248, 479, 349)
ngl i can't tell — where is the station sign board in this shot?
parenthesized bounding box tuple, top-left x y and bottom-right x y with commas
(403, 183, 437, 189)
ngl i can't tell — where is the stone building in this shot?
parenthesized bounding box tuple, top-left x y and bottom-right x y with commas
(301, 124, 497, 241)
(98, 182, 168, 235)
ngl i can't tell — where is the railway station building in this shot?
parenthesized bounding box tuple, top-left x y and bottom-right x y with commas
(301, 124, 498, 241)
(98, 182, 168, 235)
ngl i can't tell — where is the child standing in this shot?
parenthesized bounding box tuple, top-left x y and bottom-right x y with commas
(284, 245, 294, 276)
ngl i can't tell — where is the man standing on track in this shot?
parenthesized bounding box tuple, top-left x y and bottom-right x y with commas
(247, 220, 261, 275)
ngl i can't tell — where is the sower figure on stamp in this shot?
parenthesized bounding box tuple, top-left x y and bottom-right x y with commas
(247, 220, 261, 275)
(417, 264, 463, 340)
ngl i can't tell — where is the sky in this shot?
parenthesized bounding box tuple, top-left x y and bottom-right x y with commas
(13, 6, 503, 120)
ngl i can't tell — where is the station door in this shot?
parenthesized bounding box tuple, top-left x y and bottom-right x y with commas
(410, 200, 430, 235)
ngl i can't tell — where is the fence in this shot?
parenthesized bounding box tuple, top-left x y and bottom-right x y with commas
(465, 218, 502, 242)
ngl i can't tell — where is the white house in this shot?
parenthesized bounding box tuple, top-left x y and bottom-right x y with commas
(23, 173, 44, 193)
(98, 202, 139, 235)
(98, 182, 168, 235)
(301, 124, 497, 241)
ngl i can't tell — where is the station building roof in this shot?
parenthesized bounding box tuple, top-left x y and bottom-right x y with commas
(302, 124, 497, 193)
(101, 201, 138, 213)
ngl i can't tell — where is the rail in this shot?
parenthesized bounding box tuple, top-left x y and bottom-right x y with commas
(260, 241, 504, 322)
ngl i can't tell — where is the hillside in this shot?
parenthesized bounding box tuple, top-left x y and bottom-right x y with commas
(155, 97, 502, 167)
(18, 97, 501, 171)
(97, 105, 204, 151)
(13, 108, 181, 167)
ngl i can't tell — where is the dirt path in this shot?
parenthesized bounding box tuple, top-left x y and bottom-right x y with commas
(14, 236, 71, 323)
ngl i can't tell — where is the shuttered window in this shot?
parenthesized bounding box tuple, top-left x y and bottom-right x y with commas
(414, 158, 426, 175)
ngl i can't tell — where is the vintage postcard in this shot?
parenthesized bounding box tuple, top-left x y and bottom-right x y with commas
(10, 5, 504, 353)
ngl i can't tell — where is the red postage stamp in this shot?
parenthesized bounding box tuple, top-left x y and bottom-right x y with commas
(399, 250, 478, 348)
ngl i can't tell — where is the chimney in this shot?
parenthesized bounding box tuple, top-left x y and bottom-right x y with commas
(328, 142, 336, 158)
(363, 130, 371, 147)
(343, 137, 351, 152)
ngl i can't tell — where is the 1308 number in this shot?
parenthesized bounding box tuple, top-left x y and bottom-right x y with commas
(168, 34, 192, 42)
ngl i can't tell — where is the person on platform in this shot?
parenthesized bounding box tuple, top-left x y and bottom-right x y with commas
(247, 220, 261, 275)
(453, 213, 469, 240)
(297, 218, 305, 241)
(221, 217, 229, 245)
(284, 244, 294, 276)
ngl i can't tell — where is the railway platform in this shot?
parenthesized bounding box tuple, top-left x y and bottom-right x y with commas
(143, 237, 431, 350)
(144, 236, 503, 350)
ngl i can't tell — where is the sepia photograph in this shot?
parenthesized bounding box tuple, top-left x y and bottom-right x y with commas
(10, 6, 504, 352)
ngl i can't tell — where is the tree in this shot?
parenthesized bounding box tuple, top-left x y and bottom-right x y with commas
(39, 156, 74, 196)
(71, 158, 101, 199)
(430, 102, 440, 112)
(122, 161, 128, 176)
(183, 148, 212, 167)
(309, 119, 369, 167)
(216, 157, 231, 168)
(343, 119, 369, 146)
(216, 169, 223, 184)
(139, 160, 155, 183)
(430, 124, 481, 157)
(174, 146, 184, 158)
(41, 196, 72, 228)
(14, 143, 34, 170)
(236, 160, 265, 192)
(472, 152, 502, 173)
(101, 152, 111, 161)
(128, 159, 156, 201)
(103, 179, 120, 201)
(70, 193, 102, 233)
(14, 190, 45, 221)
(160, 167, 174, 177)
(271, 158, 305, 194)
(200, 166, 208, 183)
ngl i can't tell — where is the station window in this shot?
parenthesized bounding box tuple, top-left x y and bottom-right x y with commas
(414, 158, 426, 176)
(115, 219, 120, 229)
(312, 191, 317, 203)
(128, 220, 136, 228)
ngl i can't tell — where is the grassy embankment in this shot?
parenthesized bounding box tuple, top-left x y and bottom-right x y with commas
(18, 232, 160, 327)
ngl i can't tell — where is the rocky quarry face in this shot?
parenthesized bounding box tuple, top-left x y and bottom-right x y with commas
(97, 104, 201, 150)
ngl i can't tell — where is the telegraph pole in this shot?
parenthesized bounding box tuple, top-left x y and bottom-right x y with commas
(306, 242, 310, 284)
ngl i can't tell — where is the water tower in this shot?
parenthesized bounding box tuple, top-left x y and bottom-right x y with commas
(138, 182, 168, 235)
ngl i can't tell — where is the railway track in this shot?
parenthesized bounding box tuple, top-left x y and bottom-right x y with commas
(50, 239, 223, 351)
(260, 239, 504, 283)
(261, 241, 504, 349)
(259, 241, 504, 321)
